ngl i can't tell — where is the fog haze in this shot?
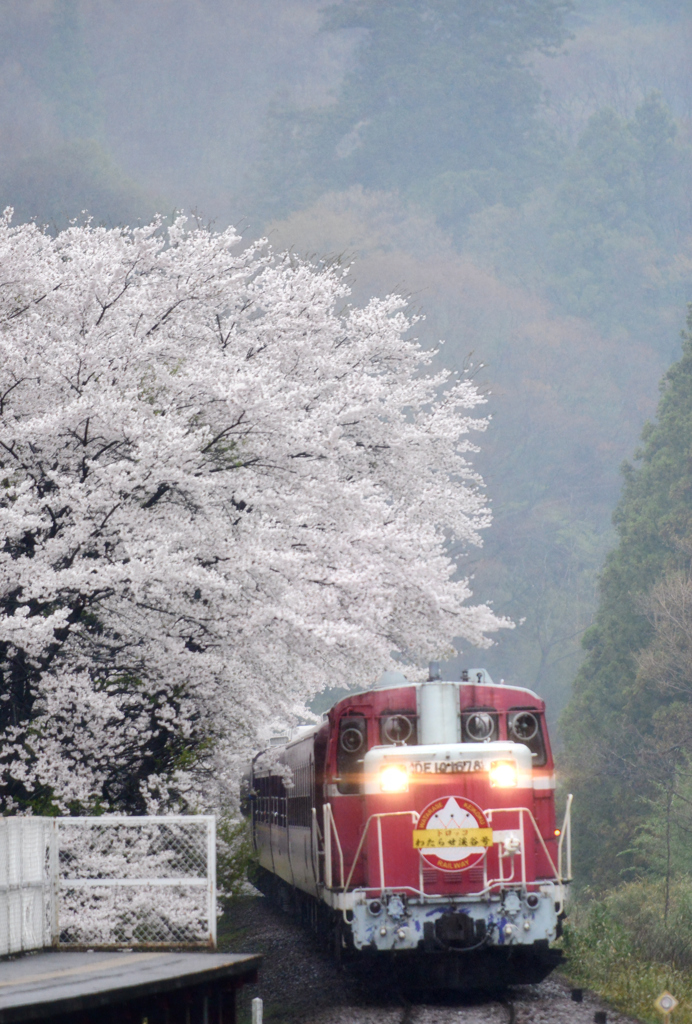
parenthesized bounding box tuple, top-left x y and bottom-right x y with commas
(2, 0, 691, 721)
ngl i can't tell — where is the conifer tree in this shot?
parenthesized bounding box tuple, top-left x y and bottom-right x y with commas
(258, 0, 572, 224)
(563, 306, 692, 886)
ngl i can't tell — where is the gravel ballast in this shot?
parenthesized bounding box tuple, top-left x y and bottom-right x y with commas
(219, 895, 643, 1024)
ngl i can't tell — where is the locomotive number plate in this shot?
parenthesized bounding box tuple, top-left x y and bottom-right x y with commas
(409, 759, 484, 774)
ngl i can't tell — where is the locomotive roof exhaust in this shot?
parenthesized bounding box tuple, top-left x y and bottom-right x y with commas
(418, 678, 460, 744)
(418, 663, 496, 744)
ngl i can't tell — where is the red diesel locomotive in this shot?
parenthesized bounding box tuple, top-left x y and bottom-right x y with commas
(243, 665, 572, 989)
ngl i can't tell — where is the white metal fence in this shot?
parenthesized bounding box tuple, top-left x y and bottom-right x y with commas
(0, 817, 51, 955)
(0, 815, 216, 955)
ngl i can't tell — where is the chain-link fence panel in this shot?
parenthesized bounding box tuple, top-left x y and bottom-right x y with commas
(0, 815, 216, 951)
(55, 817, 216, 949)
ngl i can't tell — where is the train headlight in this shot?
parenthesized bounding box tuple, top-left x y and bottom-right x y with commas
(489, 759, 518, 788)
(379, 763, 409, 793)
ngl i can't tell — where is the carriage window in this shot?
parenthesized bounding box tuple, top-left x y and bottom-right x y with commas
(287, 760, 313, 828)
(462, 710, 499, 743)
(337, 714, 368, 795)
(253, 773, 287, 827)
(507, 710, 546, 766)
(379, 714, 417, 746)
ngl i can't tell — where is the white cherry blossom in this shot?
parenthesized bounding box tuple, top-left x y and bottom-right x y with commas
(0, 211, 508, 813)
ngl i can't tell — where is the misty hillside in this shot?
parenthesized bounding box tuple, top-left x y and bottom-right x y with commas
(1, 0, 691, 725)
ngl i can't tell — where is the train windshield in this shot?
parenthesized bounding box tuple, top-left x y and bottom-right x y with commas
(507, 709, 547, 765)
(462, 709, 499, 742)
(379, 713, 418, 746)
(337, 714, 367, 794)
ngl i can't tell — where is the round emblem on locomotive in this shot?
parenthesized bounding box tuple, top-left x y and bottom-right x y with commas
(413, 796, 493, 872)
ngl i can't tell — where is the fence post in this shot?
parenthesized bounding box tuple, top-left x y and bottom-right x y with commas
(0, 819, 7, 956)
(251, 997, 263, 1024)
(207, 816, 217, 949)
(18, 817, 24, 952)
(50, 820, 59, 948)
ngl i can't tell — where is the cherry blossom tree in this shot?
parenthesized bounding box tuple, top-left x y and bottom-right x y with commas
(0, 211, 507, 814)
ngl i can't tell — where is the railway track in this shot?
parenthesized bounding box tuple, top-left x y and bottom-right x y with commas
(222, 896, 641, 1024)
(395, 992, 513, 1024)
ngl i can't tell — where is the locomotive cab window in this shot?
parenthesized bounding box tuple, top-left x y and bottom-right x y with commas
(379, 713, 417, 746)
(462, 709, 499, 743)
(507, 709, 546, 766)
(337, 714, 368, 795)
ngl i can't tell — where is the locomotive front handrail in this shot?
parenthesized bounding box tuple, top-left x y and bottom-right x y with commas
(342, 810, 420, 893)
(485, 800, 572, 889)
(311, 807, 322, 885)
(558, 793, 573, 882)
(485, 806, 558, 882)
(321, 794, 569, 909)
(484, 803, 572, 902)
(323, 803, 345, 889)
(323, 801, 571, 905)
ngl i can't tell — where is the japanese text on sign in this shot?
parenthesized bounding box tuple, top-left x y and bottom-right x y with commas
(412, 827, 493, 849)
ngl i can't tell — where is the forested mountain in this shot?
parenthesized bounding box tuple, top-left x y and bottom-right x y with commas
(0, 0, 691, 732)
(563, 310, 692, 886)
(255, 0, 571, 224)
(248, 0, 692, 718)
(0, 0, 356, 227)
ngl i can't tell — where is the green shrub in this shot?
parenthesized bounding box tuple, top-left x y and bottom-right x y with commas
(216, 816, 257, 903)
(563, 881, 692, 1024)
(606, 878, 692, 969)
